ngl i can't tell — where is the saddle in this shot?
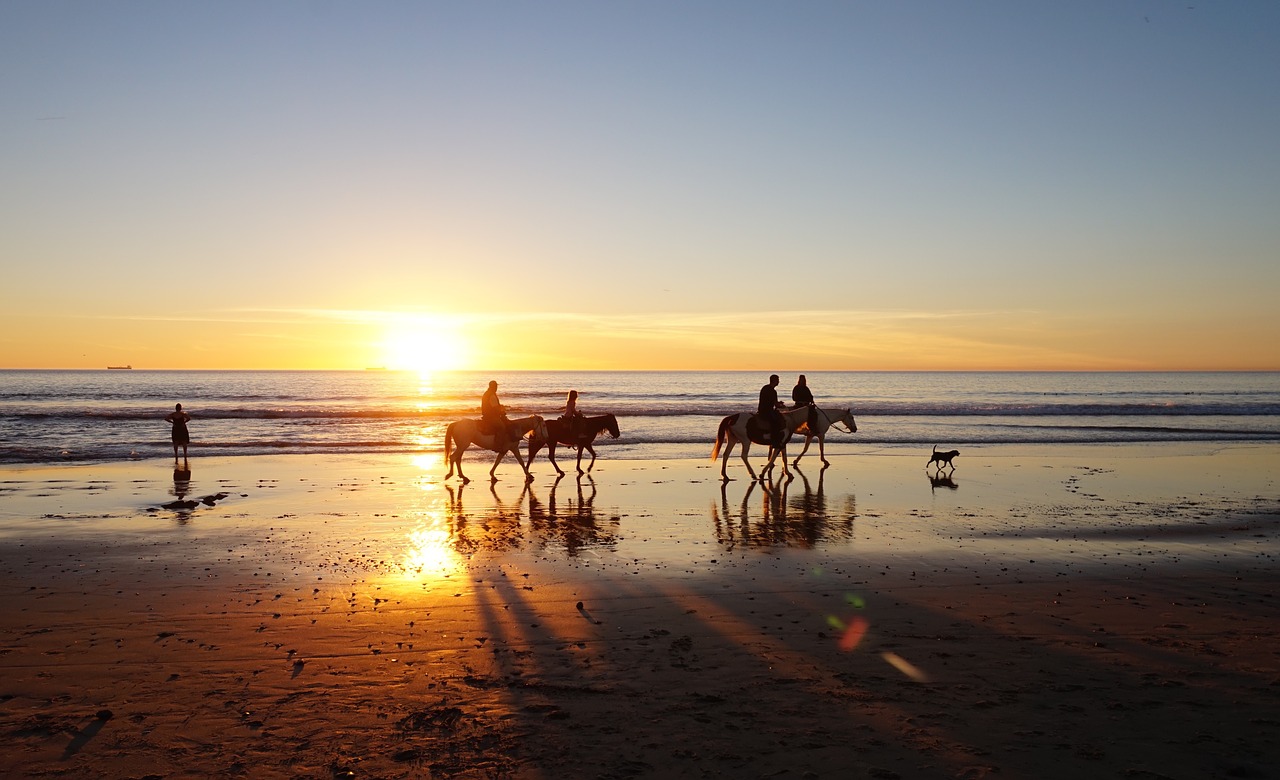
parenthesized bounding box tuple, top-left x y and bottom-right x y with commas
(745, 414, 786, 447)
(479, 418, 510, 441)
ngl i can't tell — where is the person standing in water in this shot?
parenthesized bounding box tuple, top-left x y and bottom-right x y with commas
(165, 403, 191, 463)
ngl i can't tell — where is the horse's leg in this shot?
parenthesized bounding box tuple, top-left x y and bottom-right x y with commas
(489, 447, 506, 482)
(575, 446, 585, 475)
(761, 445, 776, 481)
(454, 442, 470, 484)
(513, 443, 534, 483)
(719, 435, 736, 481)
(585, 444, 597, 472)
(793, 434, 813, 466)
(739, 439, 758, 481)
(818, 433, 830, 466)
(547, 442, 564, 476)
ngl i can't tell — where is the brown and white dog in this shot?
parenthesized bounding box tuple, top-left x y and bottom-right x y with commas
(927, 445, 959, 470)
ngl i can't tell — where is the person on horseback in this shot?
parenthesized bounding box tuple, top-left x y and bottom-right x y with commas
(758, 374, 785, 446)
(481, 380, 510, 448)
(791, 374, 818, 434)
(561, 389, 583, 439)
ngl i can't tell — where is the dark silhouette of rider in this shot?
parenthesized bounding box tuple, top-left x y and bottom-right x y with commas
(562, 389, 583, 439)
(481, 381, 510, 448)
(791, 374, 818, 433)
(758, 374, 785, 446)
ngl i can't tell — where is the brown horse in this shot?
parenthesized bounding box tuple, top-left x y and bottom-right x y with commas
(528, 413, 621, 475)
(444, 415, 547, 483)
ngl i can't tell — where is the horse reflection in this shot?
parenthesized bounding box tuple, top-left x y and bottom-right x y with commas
(439, 476, 619, 557)
(527, 474, 619, 556)
(713, 463, 855, 548)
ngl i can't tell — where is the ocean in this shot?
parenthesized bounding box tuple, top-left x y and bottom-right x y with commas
(1, 370, 1278, 464)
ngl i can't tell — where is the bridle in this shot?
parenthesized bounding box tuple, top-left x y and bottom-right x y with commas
(821, 407, 857, 434)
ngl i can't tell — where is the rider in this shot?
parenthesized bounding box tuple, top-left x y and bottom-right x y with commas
(562, 389, 583, 438)
(481, 380, 510, 448)
(758, 374, 785, 446)
(791, 374, 818, 434)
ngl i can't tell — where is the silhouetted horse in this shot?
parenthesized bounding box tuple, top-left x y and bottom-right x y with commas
(444, 415, 547, 483)
(791, 406, 858, 467)
(528, 413, 620, 475)
(711, 406, 811, 481)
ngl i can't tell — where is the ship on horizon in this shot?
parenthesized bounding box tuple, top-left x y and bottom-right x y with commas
(107, 365, 133, 370)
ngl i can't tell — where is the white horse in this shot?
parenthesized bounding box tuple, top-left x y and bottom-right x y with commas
(444, 415, 547, 484)
(791, 406, 858, 467)
(711, 406, 811, 482)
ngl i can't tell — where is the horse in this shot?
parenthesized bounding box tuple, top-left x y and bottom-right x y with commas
(444, 415, 547, 484)
(528, 413, 621, 476)
(710, 406, 811, 482)
(790, 406, 858, 467)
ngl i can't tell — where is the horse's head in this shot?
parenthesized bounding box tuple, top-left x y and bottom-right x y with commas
(840, 409, 858, 433)
(531, 415, 548, 441)
(605, 413, 621, 439)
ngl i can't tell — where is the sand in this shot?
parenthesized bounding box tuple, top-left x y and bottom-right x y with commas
(1, 444, 1278, 779)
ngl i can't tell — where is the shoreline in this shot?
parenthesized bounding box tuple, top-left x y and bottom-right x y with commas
(2, 445, 1278, 778)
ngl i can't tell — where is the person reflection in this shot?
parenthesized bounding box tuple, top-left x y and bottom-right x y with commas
(167, 465, 195, 523)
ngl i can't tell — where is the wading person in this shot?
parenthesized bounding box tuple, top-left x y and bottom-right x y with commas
(165, 403, 191, 463)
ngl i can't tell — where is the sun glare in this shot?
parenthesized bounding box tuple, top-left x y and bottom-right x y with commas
(382, 319, 468, 374)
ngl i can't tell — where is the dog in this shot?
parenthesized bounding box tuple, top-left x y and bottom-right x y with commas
(927, 445, 959, 471)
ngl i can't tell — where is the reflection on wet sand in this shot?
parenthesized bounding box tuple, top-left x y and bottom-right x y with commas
(420, 475, 620, 559)
(528, 474, 620, 555)
(712, 464, 856, 549)
(929, 473, 958, 491)
(168, 467, 194, 524)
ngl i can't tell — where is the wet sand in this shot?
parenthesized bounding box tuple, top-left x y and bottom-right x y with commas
(2, 444, 1278, 779)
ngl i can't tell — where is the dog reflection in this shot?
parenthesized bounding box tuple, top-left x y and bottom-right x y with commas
(929, 473, 958, 491)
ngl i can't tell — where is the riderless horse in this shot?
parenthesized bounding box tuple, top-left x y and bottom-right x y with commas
(790, 406, 858, 467)
(710, 405, 811, 482)
(444, 415, 547, 483)
(528, 413, 621, 476)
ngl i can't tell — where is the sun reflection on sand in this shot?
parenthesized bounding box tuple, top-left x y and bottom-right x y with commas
(401, 520, 460, 579)
(388, 458, 466, 586)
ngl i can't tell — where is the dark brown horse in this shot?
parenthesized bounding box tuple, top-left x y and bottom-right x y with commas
(528, 413, 621, 475)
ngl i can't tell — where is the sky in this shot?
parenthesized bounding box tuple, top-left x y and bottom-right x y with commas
(2, 1, 1278, 371)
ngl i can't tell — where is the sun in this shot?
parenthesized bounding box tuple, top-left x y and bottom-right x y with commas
(382, 318, 468, 373)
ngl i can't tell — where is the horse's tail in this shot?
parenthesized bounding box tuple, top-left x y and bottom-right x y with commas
(711, 414, 734, 461)
(444, 423, 456, 463)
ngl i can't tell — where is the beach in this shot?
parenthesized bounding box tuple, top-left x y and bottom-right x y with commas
(2, 444, 1278, 779)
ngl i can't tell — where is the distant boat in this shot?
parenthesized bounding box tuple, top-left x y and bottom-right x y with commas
(365, 366, 388, 371)
(107, 365, 132, 370)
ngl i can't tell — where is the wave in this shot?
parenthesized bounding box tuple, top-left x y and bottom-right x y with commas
(4, 399, 1280, 422)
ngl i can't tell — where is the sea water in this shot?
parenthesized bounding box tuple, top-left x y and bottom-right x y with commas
(1, 370, 1278, 463)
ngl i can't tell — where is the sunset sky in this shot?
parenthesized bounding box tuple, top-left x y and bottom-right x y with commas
(3, 1, 1278, 371)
